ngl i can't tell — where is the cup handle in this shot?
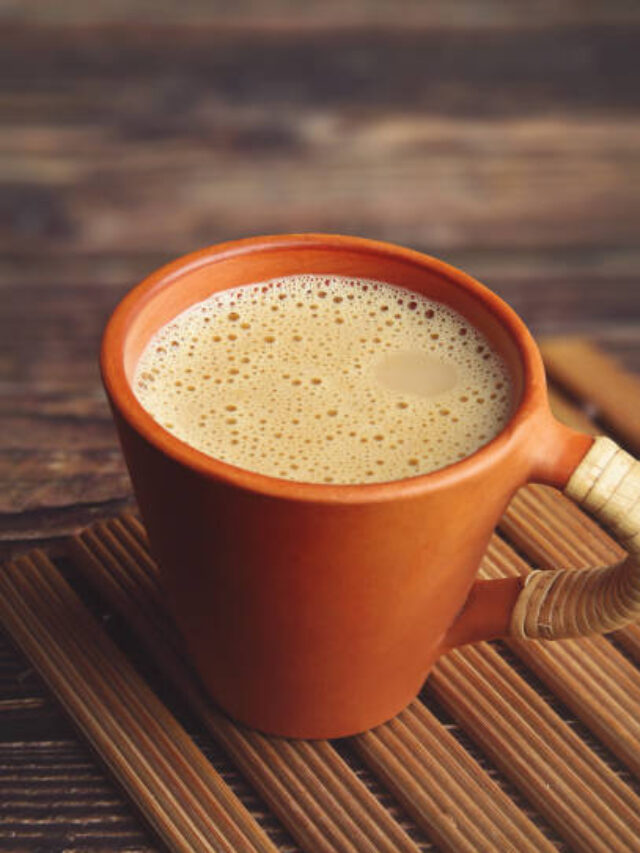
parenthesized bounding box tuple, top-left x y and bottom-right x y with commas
(510, 435, 640, 639)
(445, 433, 640, 648)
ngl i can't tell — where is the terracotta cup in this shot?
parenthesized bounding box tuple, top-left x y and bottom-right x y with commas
(102, 234, 640, 738)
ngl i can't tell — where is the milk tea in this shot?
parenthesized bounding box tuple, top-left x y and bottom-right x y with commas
(133, 275, 512, 483)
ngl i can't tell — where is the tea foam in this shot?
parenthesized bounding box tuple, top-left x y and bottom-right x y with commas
(134, 275, 512, 483)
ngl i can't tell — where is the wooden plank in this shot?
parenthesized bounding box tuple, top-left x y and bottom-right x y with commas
(0, 691, 74, 743)
(0, 740, 156, 850)
(5, 1, 640, 27)
(2, 115, 639, 256)
(0, 637, 296, 852)
(0, 551, 278, 853)
(0, 498, 136, 565)
(70, 517, 421, 853)
(2, 24, 637, 121)
(3, 246, 640, 292)
(591, 333, 640, 377)
(541, 337, 640, 454)
(1, 447, 129, 513)
(1, 24, 639, 261)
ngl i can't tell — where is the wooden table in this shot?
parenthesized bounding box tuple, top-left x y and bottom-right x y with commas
(1, 4, 639, 849)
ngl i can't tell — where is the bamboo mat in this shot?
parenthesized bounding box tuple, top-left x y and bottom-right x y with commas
(2, 338, 640, 853)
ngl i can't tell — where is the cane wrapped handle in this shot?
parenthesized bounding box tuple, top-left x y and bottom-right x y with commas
(511, 437, 640, 639)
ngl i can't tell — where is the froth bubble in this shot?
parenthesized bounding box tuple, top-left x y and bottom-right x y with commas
(134, 274, 512, 485)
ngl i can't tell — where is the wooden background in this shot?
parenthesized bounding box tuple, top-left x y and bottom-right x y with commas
(1, 2, 639, 849)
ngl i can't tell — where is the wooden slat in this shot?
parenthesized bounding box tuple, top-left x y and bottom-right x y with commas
(541, 337, 640, 454)
(70, 517, 421, 853)
(543, 339, 640, 665)
(0, 552, 277, 853)
(434, 345, 640, 852)
(72, 514, 563, 852)
(501, 483, 640, 663)
(72, 512, 640, 851)
(474, 340, 640, 814)
(424, 410, 640, 850)
(353, 703, 556, 853)
(481, 531, 640, 776)
(4, 335, 638, 850)
(502, 485, 623, 573)
(612, 621, 640, 666)
(431, 643, 640, 852)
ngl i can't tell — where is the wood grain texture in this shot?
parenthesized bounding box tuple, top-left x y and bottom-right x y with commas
(0, 633, 297, 853)
(2, 43, 639, 253)
(541, 338, 640, 454)
(432, 647, 640, 852)
(0, 551, 279, 853)
(2, 6, 640, 849)
(4, 1, 640, 27)
(484, 530, 640, 777)
(69, 513, 555, 853)
(1, 21, 639, 264)
(0, 739, 157, 851)
(57, 508, 640, 852)
(2, 12, 639, 556)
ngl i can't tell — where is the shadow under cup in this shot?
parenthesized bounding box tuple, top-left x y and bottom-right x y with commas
(102, 234, 564, 738)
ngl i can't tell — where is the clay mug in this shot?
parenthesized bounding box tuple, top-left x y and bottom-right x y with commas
(101, 234, 640, 738)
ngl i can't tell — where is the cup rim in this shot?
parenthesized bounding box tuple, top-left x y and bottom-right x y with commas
(101, 233, 546, 504)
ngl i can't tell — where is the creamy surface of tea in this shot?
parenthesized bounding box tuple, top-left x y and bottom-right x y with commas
(134, 276, 512, 483)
